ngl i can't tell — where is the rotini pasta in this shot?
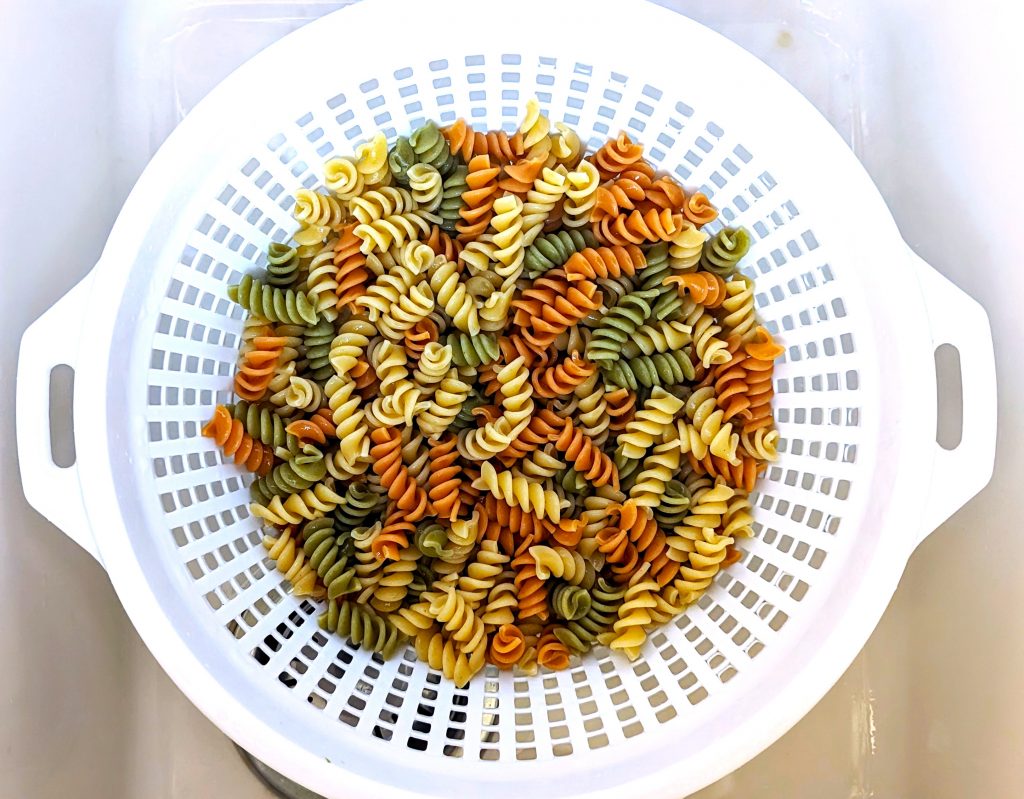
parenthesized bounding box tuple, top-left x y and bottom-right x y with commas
(207, 106, 778, 681)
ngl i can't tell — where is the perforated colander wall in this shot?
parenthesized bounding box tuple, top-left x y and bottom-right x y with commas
(145, 54, 861, 763)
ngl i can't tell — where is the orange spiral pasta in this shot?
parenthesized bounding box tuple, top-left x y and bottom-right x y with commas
(404, 317, 439, 357)
(489, 624, 526, 668)
(742, 327, 784, 434)
(442, 118, 525, 164)
(681, 191, 718, 225)
(373, 506, 415, 561)
(497, 332, 553, 370)
(512, 544, 549, 621)
(333, 224, 371, 310)
(497, 407, 564, 465)
(609, 500, 678, 587)
(424, 225, 464, 261)
(285, 416, 328, 446)
(457, 154, 501, 239)
(593, 207, 686, 246)
(234, 336, 286, 401)
(498, 156, 546, 196)
(643, 175, 688, 210)
(531, 352, 596, 398)
(554, 417, 619, 488)
(563, 244, 646, 282)
(663, 271, 728, 307)
(592, 132, 656, 181)
(427, 434, 463, 521)
(704, 336, 752, 422)
(605, 387, 637, 432)
(595, 523, 640, 582)
(351, 357, 379, 394)
(536, 629, 571, 670)
(591, 173, 651, 220)
(202, 405, 274, 475)
(511, 270, 603, 348)
(369, 427, 431, 522)
(687, 451, 765, 492)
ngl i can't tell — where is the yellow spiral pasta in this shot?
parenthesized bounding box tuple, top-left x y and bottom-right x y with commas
(411, 341, 452, 399)
(366, 339, 422, 426)
(354, 210, 434, 254)
(684, 386, 740, 463)
(323, 375, 370, 468)
(529, 545, 589, 583)
(487, 194, 527, 288)
(350, 186, 418, 224)
(354, 131, 390, 187)
(521, 166, 568, 246)
(668, 224, 709, 272)
(679, 297, 730, 367)
(329, 318, 376, 378)
(264, 526, 323, 598)
(720, 273, 758, 341)
(251, 481, 344, 526)
(428, 256, 481, 334)
(608, 566, 659, 658)
(561, 164, 601, 235)
(377, 281, 434, 341)
(629, 433, 682, 507)
(324, 155, 364, 200)
(457, 540, 509, 608)
(407, 162, 443, 211)
(617, 387, 686, 461)
(519, 98, 552, 156)
(472, 460, 566, 522)
(417, 368, 470, 437)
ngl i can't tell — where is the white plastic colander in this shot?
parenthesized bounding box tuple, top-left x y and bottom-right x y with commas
(16, 1, 997, 797)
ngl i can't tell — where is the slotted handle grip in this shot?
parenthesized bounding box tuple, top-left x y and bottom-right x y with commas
(17, 273, 103, 565)
(909, 249, 997, 543)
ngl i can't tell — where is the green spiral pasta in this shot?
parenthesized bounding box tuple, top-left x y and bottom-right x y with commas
(603, 349, 696, 391)
(437, 165, 468, 233)
(631, 242, 678, 322)
(414, 522, 449, 558)
(550, 583, 592, 621)
(302, 318, 335, 382)
(554, 578, 627, 654)
(303, 518, 361, 600)
(228, 400, 291, 448)
(554, 467, 590, 495)
(318, 600, 406, 659)
(249, 445, 327, 503)
(653, 478, 691, 529)
(409, 121, 457, 177)
(387, 136, 417, 185)
(334, 482, 383, 530)
(409, 558, 436, 595)
(266, 242, 301, 288)
(523, 228, 597, 279)
(450, 389, 487, 431)
(586, 288, 659, 368)
(228, 274, 319, 326)
(700, 227, 751, 277)
(446, 331, 500, 368)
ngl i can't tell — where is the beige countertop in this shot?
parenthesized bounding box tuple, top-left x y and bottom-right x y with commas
(1, 0, 1022, 796)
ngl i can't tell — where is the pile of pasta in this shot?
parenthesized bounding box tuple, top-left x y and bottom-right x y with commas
(201, 100, 783, 686)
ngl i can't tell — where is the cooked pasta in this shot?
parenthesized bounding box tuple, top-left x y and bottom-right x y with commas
(206, 104, 779, 682)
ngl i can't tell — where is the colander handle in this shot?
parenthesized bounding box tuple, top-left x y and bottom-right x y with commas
(910, 249, 997, 541)
(17, 273, 102, 565)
